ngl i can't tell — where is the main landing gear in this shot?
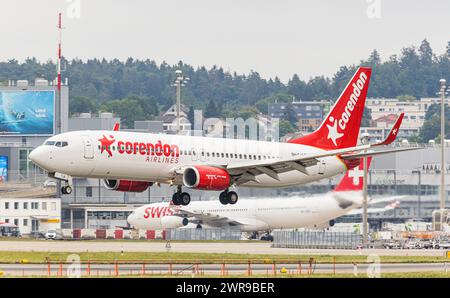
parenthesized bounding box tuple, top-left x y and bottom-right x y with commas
(219, 189, 238, 205)
(172, 186, 191, 206)
(61, 185, 72, 195)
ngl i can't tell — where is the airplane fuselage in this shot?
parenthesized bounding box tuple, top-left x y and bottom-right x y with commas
(127, 192, 362, 232)
(30, 130, 347, 188)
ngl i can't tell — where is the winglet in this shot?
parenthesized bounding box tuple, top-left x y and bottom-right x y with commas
(113, 122, 120, 131)
(373, 113, 404, 146)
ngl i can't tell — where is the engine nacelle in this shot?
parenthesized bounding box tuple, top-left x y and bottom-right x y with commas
(161, 216, 189, 229)
(103, 179, 152, 193)
(183, 166, 231, 191)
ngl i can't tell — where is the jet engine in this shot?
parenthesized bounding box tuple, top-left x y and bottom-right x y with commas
(103, 179, 152, 192)
(161, 216, 189, 228)
(183, 166, 231, 191)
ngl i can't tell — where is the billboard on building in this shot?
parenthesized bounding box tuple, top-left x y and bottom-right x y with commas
(0, 156, 7, 182)
(0, 90, 55, 135)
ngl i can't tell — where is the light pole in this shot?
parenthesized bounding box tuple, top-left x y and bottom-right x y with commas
(440, 79, 447, 212)
(361, 132, 370, 247)
(172, 70, 189, 134)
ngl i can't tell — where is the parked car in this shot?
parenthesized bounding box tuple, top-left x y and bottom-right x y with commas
(383, 241, 402, 249)
(45, 230, 57, 240)
(417, 239, 433, 249)
(405, 240, 420, 249)
(260, 234, 274, 242)
(435, 239, 450, 249)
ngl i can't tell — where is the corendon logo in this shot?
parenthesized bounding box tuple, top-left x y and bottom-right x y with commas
(98, 135, 116, 157)
(143, 206, 175, 219)
(98, 135, 180, 163)
(326, 71, 368, 146)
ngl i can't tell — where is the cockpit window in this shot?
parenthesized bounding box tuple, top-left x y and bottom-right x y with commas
(46, 141, 68, 147)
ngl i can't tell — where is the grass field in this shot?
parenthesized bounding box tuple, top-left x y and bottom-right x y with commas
(0, 251, 447, 264)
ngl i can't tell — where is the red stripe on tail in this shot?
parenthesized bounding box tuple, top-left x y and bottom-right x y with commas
(288, 67, 372, 150)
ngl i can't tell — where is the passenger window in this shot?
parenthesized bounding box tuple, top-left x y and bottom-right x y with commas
(62, 142, 68, 147)
(55, 142, 62, 147)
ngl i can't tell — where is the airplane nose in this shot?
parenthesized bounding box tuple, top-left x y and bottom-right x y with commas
(127, 213, 137, 227)
(29, 146, 52, 171)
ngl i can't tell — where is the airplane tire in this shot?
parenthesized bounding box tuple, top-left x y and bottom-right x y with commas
(64, 186, 72, 195)
(61, 187, 67, 195)
(180, 192, 191, 206)
(219, 192, 228, 205)
(196, 224, 202, 229)
(227, 191, 238, 204)
(172, 193, 181, 205)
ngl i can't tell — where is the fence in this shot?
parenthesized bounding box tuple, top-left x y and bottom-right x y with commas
(166, 228, 242, 241)
(273, 230, 362, 249)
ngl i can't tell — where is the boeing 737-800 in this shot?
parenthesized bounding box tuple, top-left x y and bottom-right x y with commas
(29, 67, 414, 205)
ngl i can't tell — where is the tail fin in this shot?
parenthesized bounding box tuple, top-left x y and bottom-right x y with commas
(288, 67, 372, 150)
(334, 157, 372, 192)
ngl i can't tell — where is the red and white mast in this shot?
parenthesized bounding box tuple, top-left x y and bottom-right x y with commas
(57, 12, 62, 92)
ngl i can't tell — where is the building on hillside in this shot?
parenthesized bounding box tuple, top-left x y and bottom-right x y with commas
(268, 99, 329, 133)
(154, 104, 192, 133)
(366, 98, 440, 130)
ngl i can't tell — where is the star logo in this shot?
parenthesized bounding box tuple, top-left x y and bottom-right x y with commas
(98, 135, 115, 157)
(326, 117, 344, 147)
(348, 167, 364, 185)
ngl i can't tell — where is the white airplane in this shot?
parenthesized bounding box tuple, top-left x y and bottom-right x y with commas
(126, 157, 400, 231)
(29, 67, 415, 205)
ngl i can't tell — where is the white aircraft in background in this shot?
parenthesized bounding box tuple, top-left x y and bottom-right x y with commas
(29, 67, 415, 205)
(127, 157, 400, 232)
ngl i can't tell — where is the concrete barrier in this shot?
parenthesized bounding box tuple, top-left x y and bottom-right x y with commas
(61, 229, 73, 239)
(81, 229, 96, 239)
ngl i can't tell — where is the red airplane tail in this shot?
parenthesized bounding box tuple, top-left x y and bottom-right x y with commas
(288, 67, 372, 150)
(334, 157, 372, 192)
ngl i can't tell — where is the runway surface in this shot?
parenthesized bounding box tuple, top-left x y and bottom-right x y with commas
(0, 240, 447, 256)
(1, 262, 448, 277)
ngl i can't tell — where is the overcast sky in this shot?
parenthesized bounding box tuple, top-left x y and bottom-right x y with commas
(1, 0, 449, 82)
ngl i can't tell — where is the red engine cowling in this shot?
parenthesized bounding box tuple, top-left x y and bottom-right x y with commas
(183, 166, 231, 191)
(103, 179, 152, 192)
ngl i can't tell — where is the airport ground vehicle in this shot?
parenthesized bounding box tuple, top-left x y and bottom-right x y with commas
(0, 223, 21, 237)
(29, 67, 415, 205)
(383, 240, 402, 249)
(435, 238, 450, 249)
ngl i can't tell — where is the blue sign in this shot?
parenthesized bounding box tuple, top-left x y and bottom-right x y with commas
(0, 156, 7, 182)
(0, 90, 55, 135)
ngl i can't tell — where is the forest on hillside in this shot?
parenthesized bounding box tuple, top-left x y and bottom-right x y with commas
(0, 39, 449, 138)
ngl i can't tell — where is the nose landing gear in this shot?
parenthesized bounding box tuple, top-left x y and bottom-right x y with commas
(172, 186, 191, 206)
(219, 189, 238, 205)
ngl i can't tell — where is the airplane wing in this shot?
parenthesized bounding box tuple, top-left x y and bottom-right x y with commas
(172, 207, 246, 228)
(225, 113, 421, 185)
(348, 200, 400, 215)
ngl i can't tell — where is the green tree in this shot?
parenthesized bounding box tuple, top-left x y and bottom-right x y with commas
(69, 96, 99, 115)
(204, 99, 219, 118)
(278, 120, 296, 137)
